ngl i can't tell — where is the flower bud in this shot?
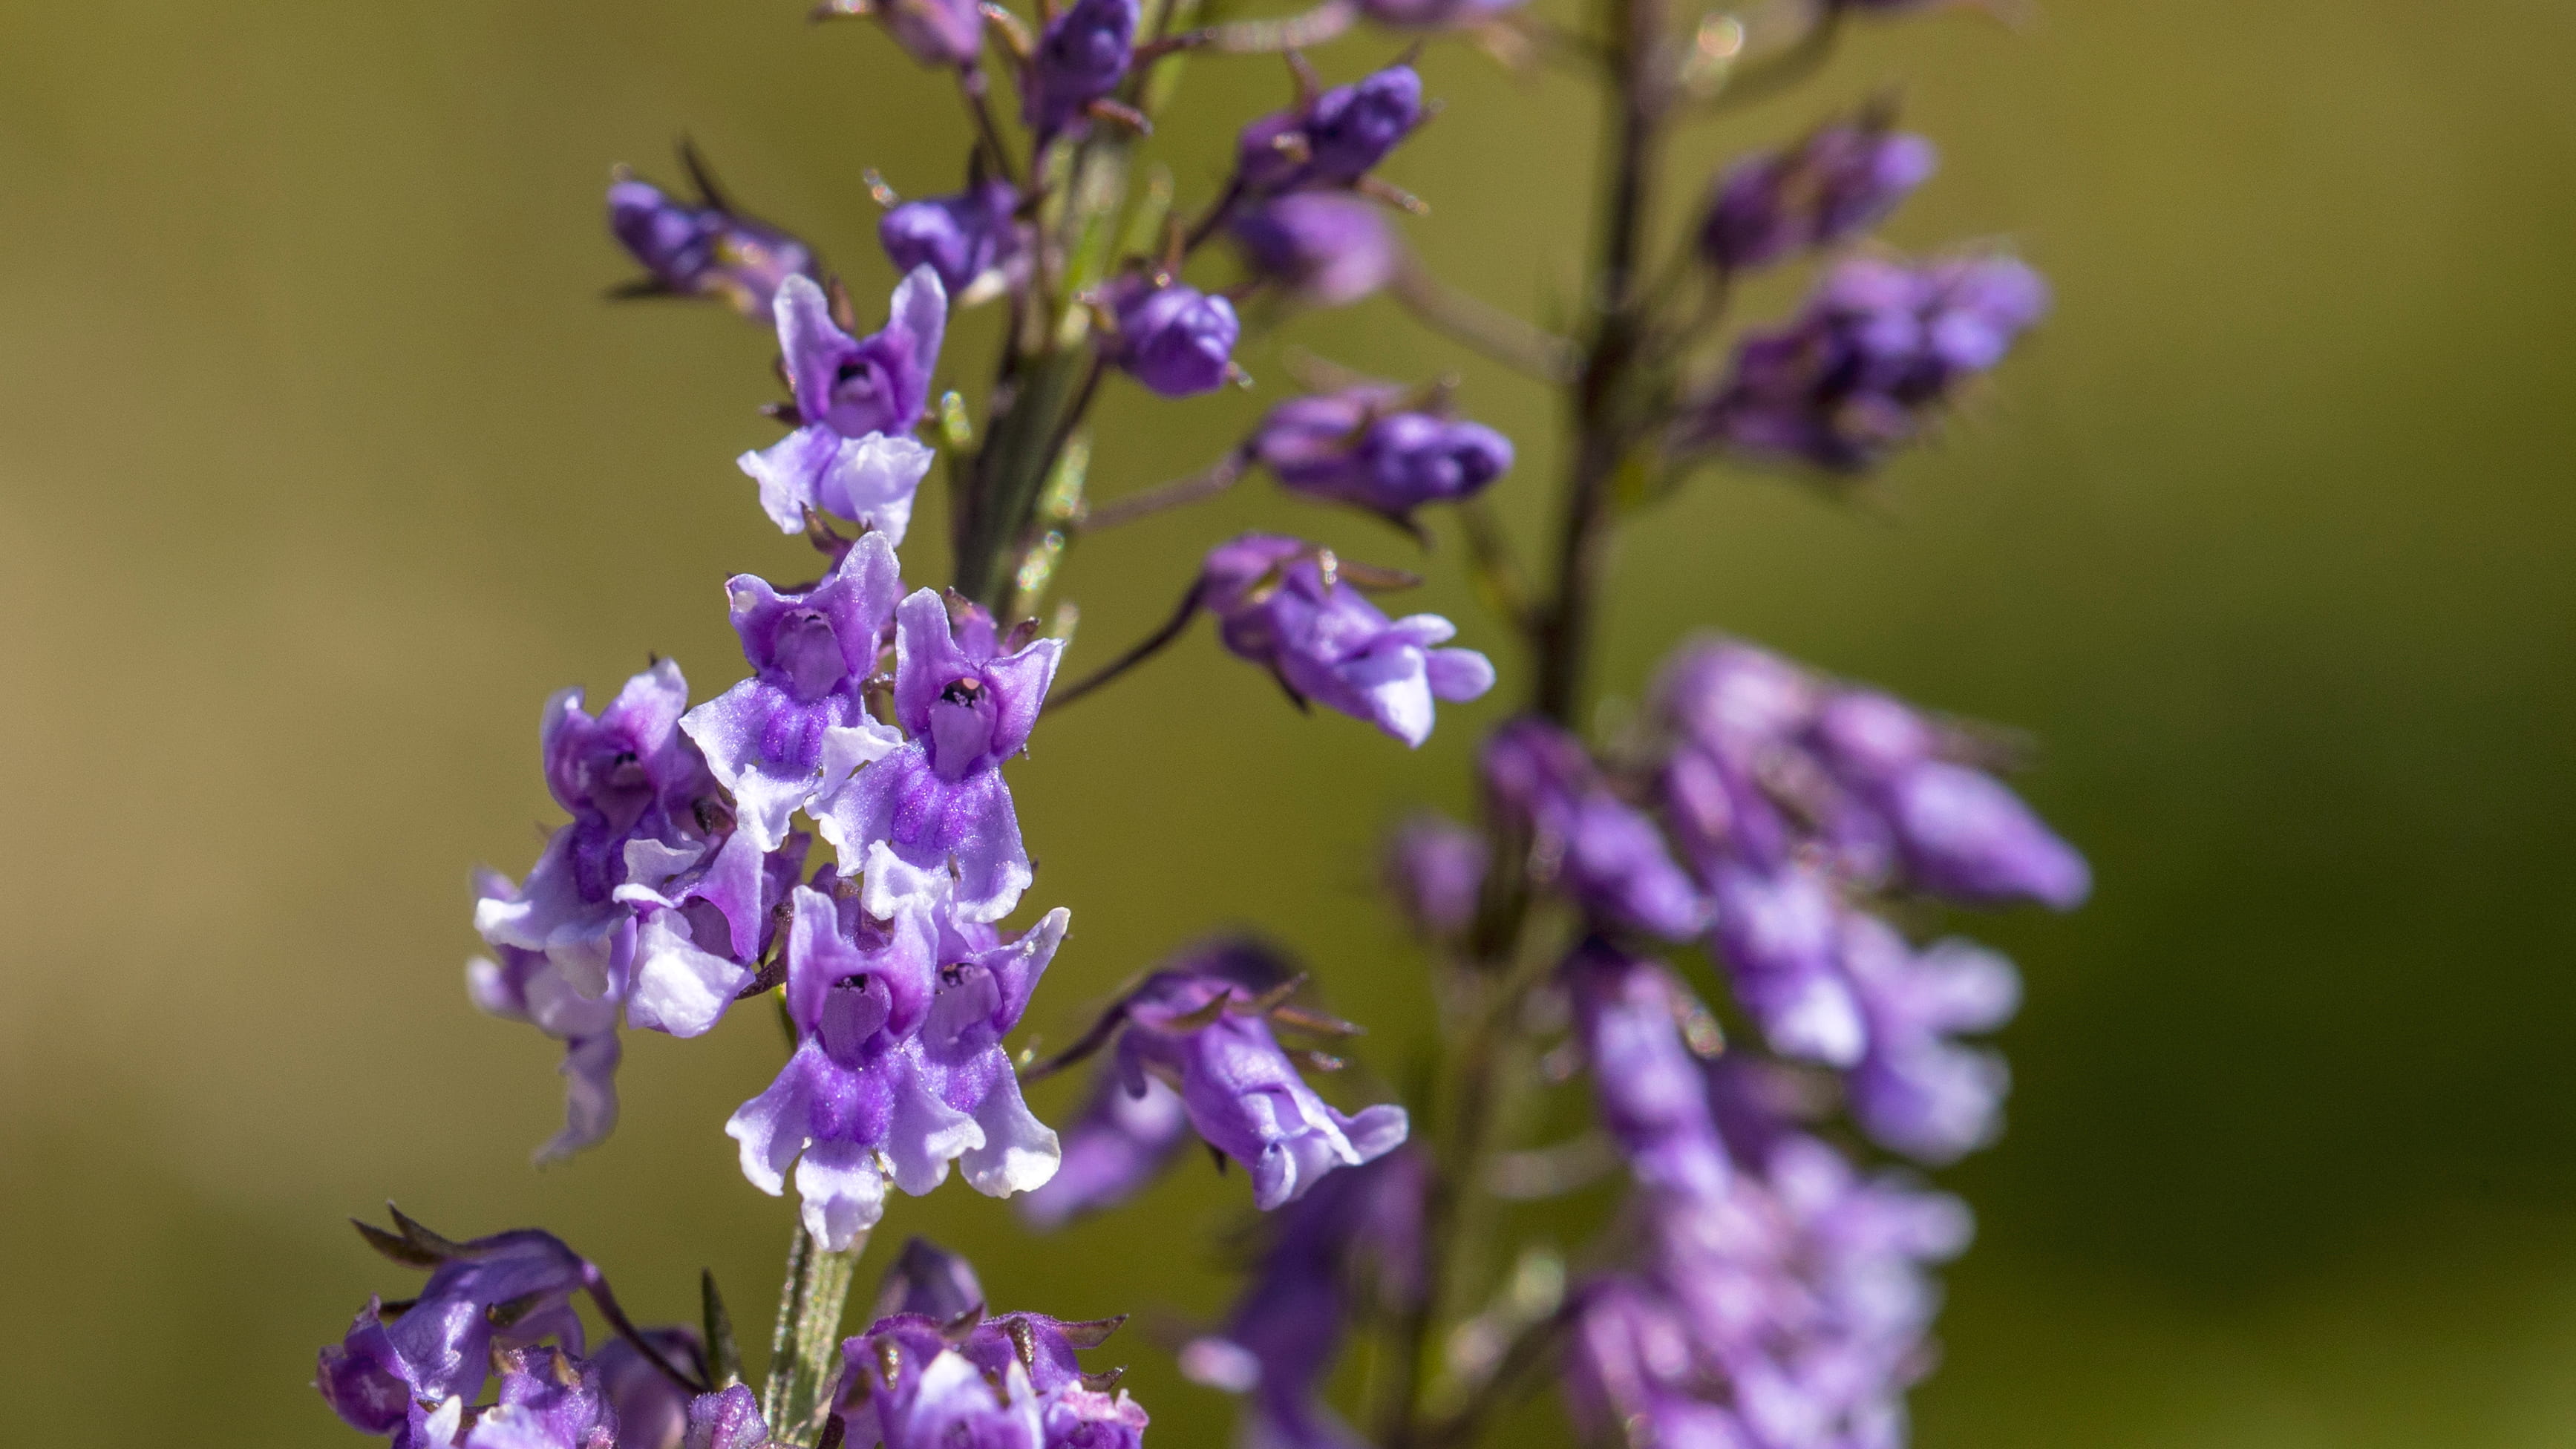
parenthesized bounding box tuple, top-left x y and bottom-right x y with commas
(880, 180, 1021, 297)
(1025, 0, 1137, 138)
(1251, 386, 1513, 523)
(1698, 119, 1936, 271)
(607, 174, 817, 320)
(1236, 63, 1425, 196)
(1102, 275, 1240, 397)
(1229, 194, 1399, 306)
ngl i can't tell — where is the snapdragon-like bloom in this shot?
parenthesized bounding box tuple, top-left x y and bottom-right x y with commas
(1024, 0, 1137, 140)
(681, 531, 904, 853)
(1017, 1067, 1191, 1230)
(318, 1226, 591, 1414)
(1481, 718, 1706, 940)
(737, 270, 944, 540)
(1200, 534, 1494, 747)
(1684, 253, 2049, 472)
(474, 660, 717, 995)
(880, 180, 1022, 298)
(1229, 194, 1399, 307)
(1251, 386, 1514, 524)
(1111, 958, 1410, 1211)
(1698, 116, 1938, 271)
(678, 1386, 771, 1449)
(468, 871, 624, 1162)
(1179, 1148, 1425, 1449)
(726, 854, 1066, 1249)
(1839, 915, 2021, 1163)
(1100, 274, 1240, 398)
(834, 1245, 1146, 1449)
(1381, 811, 1488, 941)
(814, 589, 1063, 922)
(460, 1347, 618, 1449)
(608, 173, 819, 320)
(1236, 64, 1425, 196)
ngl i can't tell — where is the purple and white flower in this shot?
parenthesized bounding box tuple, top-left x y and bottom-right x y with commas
(737, 270, 945, 540)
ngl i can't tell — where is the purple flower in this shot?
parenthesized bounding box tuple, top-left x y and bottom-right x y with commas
(870, 1235, 992, 1323)
(598, 1332, 707, 1449)
(1251, 387, 1514, 524)
(607, 172, 818, 321)
(1178, 1148, 1424, 1449)
(1707, 860, 1866, 1067)
(1229, 195, 1399, 307)
(1685, 253, 2049, 472)
(1565, 942, 1732, 1202)
(1876, 761, 2090, 908)
(1100, 275, 1240, 398)
(460, 1347, 616, 1449)
(474, 660, 717, 995)
(1840, 916, 2020, 1162)
(321, 1227, 590, 1411)
(881, 181, 1022, 298)
(1480, 718, 1705, 939)
(1698, 117, 1938, 271)
(1381, 811, 1488, 941)
(1200, 534, 1494, 747)
(681, 532, 905, 854)
(738, 270, 944, 539)
(863, 0, 986, 68)
(834, 1264, 1146, 1449)
(679, 1385, 770, 1449)
(813, 589, 1063, 923)
(1024, 0, 1136, 140)
(1236, 64, 1425, 196)
(725, 857, 1065, 1249)
(1016, 1067, 1191, 1230)
(1563, 1280, 1750, 1449)
(1113, 960, 1410, 1211)
(468, 871, 624, 1162)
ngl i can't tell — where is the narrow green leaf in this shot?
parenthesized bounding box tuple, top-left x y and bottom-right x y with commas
(702, 1269, 743, 1390)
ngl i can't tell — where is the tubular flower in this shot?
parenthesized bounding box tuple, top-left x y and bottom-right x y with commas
(1251, 385, 1514, 525)
(1235, 64, 1425, 196)
(1838, 916, 2021, 1164)
(680, 531, 906, 854)
(1698, 114, 1938, 272)
(1380, 811, 1488, 941)
(1016, 1067, 1191, 1230)
(1100, 274, 1240, 398)
(1024, 0, 1137, 141)
(1481, 717, 1706, 940)
(608, 172, 819, 321)
(880, 180, 1023, 298)
(1201, 534, 1494, 747)
(813, 589, 1063, 923)
(738, 270, 945, 540)
(1681, 253, 2050, 473)
(1229, 194, 1399, 307)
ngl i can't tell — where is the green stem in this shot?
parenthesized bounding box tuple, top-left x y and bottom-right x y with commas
(761, 1223, 868, 1447)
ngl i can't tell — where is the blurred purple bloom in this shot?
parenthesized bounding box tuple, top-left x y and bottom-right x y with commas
(1382, 811, 1488, 941)
(1707, 860, 1866, 1067)
(1179, 1148, 1425, 1449)
(608, 171, 818, 321)
(598, 1332, 706, 1449)
(1201, 534, 1494, 747)
(834, 1253, 1146, 1449)
(1024, 0, 1136, 140)
(1685, 253, 2049, 472)
(738, 270, 944, 538)
(1101, 275, 1239, 397)
(881, 181, 1022, 298)
(1236, 65, 1425, 196)
(681, 533, 904, 854)
(1252, 386, 1514, 524)
(1699, 117, 1937, 271)
(1566, 942, 1732, 1202)
(864, 0, 986, 68)
(1229, 194, 1399, 307)
(1840, 917, 2021, 1162)
(1564, 1280, 1750, 1449)
(726, 857, 1065, 1249)
(1017, 1067, 1191, 1230)
(1481, 717, 1705, 939)
(814, 589, 1062, 923)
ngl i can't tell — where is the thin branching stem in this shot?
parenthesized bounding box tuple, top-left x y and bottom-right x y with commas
(1389, 259, 1583, 385)
(1076, 448, 1251, 531)
(1045, 580, 1206, 711)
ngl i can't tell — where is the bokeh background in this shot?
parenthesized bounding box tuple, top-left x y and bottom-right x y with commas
(4, 0, 2572, 1443)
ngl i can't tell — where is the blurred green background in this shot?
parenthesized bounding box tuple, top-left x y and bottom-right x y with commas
(4, 0, 2572, 1443)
